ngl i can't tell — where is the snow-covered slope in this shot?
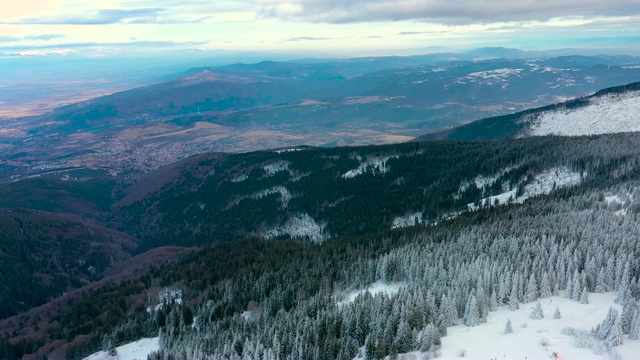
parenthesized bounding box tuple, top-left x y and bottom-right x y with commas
(528, 90, 640, 137)
(468, 167, 582, 210)
(436, 293, 640, 360)
(83, 337, 159, 360)
(354, 292, 640, 360)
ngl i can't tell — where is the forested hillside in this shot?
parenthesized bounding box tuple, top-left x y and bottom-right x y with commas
(0, 209, 138, 320)
(5, 132, 640, 359)
(115, 133, 640, 251)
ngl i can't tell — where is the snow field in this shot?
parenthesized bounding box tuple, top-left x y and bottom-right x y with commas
(343, 155, 399, 179)
(529, 91, 640, 137)
(468, 167, 581, 210)
(338, 281, 406, 306)
(83, 337, 159, 360)
(436, 292, 640, 360)
(263, 213, 329, 243)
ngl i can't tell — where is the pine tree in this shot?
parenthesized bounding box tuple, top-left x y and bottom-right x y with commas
(565, 272, 574, 299)
(593, 307, 619, 341)
(489, 291, 499, 312)
(595, 267, 607, 293)
(364, 336, 377, 360)
(621, 301, 637, 334)
(571, 272, 582, 301)
(579, 287, 589, 304)
(553, 306, 561, 319)
(463, 295, 480, 327)
(607, 316, 624, 347)
(629, 308, 640, 340)
(508, 285, 519, 311)
(540, 272, 552, 298)
(530, 301, 544, 320)
(419, 323, 439, 351)
(504, 319, 513, 334)
(525, 274, 538, 303)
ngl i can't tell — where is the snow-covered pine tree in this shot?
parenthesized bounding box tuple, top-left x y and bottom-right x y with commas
(540, 272, 552, 298)
(593, 307, 619, 341)
(553, 306, 561, 319)
(504, 319, 513, 334)
(571, 271, 582, 301)
(629, 308, 640, 340)
(565, 272, 574, 299)
(530, 301, 544, 320)
(579, 287, 589, 304)
(595, 267, 607, 293)
(463, 295, 480, 326)
(419, 323, 439, 351)
(508, 282, 519, 311)
(621, 300, 637, 334)
(489, 290, 499, 312)
(607, 316, 624, 347)
(525, 274, 538, 303)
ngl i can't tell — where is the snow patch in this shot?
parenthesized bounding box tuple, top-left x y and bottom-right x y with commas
(263, 213, 329, 243)
(254, 186, 291, 208)
(342, 155, 399, 179)
(263, 160, 294, 177)
(83, 337, 159, 360)
(230, 173, 248, 183)
(392, 212, 423, 229)
(468, 167, 582, 210)
(338, 281, 406, 306)
(229, 186, 292, 209)
(529, 91, 640, 137)
(458, 166, 517, 194)
(461, 68, 523, 86)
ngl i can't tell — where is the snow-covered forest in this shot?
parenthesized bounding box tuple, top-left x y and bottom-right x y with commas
(141, 180, 640, 360)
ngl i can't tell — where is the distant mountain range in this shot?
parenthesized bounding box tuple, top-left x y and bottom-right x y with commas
(4, 53, 640, 182)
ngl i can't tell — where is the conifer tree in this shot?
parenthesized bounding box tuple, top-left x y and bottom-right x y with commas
(508, 283, 519, 311)
(463, 295, 480, 327)
(629, 308, 640, 340)
(595, 267, 607, 293)
(504, 319, 513, 334)
(540, 272, 552, 298)
(530, 301, 544, 320)
(579, 287, 589, 304)
(553, 306, 561, 319)
(525, 274, 538, 303)
(607, 316, 624, 347)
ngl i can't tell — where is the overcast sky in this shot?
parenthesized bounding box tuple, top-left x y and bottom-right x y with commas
(1, 0, 639, 58)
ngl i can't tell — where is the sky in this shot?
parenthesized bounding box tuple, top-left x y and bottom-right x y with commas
(0, 0, 639, 58)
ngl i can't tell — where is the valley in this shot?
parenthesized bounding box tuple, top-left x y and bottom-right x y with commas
(3, 54, 640, 182)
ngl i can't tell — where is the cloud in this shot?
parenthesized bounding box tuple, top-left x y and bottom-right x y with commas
(25, 34, 65, 41)
(0, 40, 209, 52)
(398, 31, 441, 35)
(0, 36, 21, 43)
(4, 7, 206, 25)
(0, 34, 64, 43)
(255, 0, 640, 25)
(288, 36, 332, 41)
